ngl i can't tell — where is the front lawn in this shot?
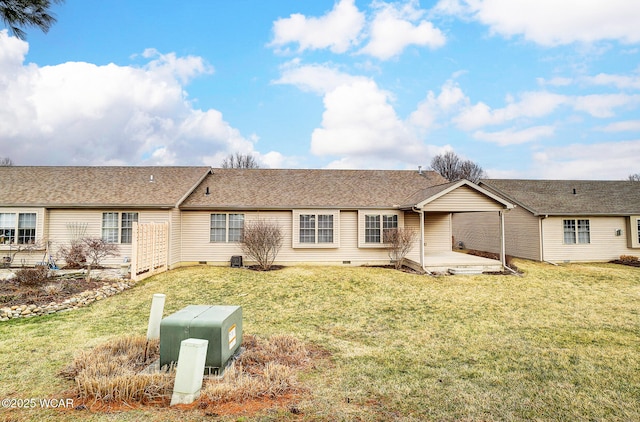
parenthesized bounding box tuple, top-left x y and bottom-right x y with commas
(0, 260, 638, 421)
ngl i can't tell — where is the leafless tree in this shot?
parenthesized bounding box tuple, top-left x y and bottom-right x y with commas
(0, 157, 13, 166)
(240, 220, 282, 270)
(430, 151, 486, 183)
(628, 173, 640, 181)
(81, 237, 119, 281)
(385, 228, 417, 270)
(221, 153, 259, 169)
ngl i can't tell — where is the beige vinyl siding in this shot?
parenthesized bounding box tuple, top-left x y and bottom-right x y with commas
(0, 207, 46, 266)
(169, 208, 181, 268)
(542, 216, 634, 262)
(180, 210, 423, 266)
(47, 209, 171, 267)
(424, 213, 452, 253)
(404, 211, 421, 262)
(452, 212, 499, 253)
(505, 207, 541, 260)
(422, 185, 503, 212)
(452, 207, 541, 261)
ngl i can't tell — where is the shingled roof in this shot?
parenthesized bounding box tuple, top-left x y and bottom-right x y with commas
(180, 168, 449, 209)
(481, 179, 640, 216)
(0, 166, 211, 208)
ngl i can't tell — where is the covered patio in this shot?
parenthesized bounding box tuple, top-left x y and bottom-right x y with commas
(406, 179, 515, 274)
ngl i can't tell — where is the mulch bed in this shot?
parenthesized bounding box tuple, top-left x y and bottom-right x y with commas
(0, 277, 104, 308)
(609, 260, 640, 267)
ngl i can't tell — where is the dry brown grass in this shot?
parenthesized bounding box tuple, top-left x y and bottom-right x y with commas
(202, 334, 311, 404)
(61, 336, 171, 405)
(60, 333, 315, 410)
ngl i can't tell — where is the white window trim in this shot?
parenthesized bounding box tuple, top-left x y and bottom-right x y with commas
(629, 216, 640, 249)
(562, 218, 591, 245)
(292, 210, 340, 248)
(0, 210, 39, 247)
(102, 211, 139, 244)
(358, 210, 404, 248)
(210, 213, 245, 243)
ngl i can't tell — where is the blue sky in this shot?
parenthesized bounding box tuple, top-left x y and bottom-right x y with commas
(1, 0, 639, 179)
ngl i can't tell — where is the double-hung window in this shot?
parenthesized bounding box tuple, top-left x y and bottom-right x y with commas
(120, 212, 139, 244)
(18, 213, 37, 244)
(210, 213, 244, 242)
(0, 213, 17, 244)
(299, 214, 334, 244)
(0, 212, 37, 245)
(364, 213, 398, 244)
(563, 219, 590, 244)
(359, 211, 402, 247)
(293, 210, 339, 248)
(102, 212, 138, 244)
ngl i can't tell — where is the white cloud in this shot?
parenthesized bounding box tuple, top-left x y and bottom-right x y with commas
(270, 0, 365, 53)
(598, 120, 640, 132)
(531, 139, 640, 179)
(435, 0, 640, 46)
(584, 72, 640, 90)
(311, 79, 424, 160)
(0, 31, 278, 166)
(358, 0, 446, 60)
(409, 79, 468, 130)
(453, 91, 567, 130)
(473, 125, 555, 145)
(273, 60, 365, 94)
(141, 48, 214, 84)
(536, 76, 573, 87)
(572, 94, 640, 118)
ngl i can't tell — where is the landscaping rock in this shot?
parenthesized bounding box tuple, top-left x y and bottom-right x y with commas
(0, 276, 137, 322)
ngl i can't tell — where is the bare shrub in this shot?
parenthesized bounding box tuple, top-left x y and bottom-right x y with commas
(619, 255, 639, 263)
(57, 241, 87, 269)
(41, 283, 63, 295)
(241, 220, 283, 271)
(15, 266, 51, 287)
(385, 228, 418, 270)
(82, 238, 119, 281)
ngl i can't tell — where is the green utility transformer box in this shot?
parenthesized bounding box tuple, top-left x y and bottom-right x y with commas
(159, 305, 242, 374)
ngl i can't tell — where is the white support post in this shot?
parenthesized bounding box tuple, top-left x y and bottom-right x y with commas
(499, 211, 506, 268)
(170, 338, 209, 406)
(419, 209, 425, 270)
(146, 293, 166, 340)
(131, 222, 139, 281)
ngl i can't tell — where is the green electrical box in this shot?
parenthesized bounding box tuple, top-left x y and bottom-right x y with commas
(159, 305, 242, 374)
